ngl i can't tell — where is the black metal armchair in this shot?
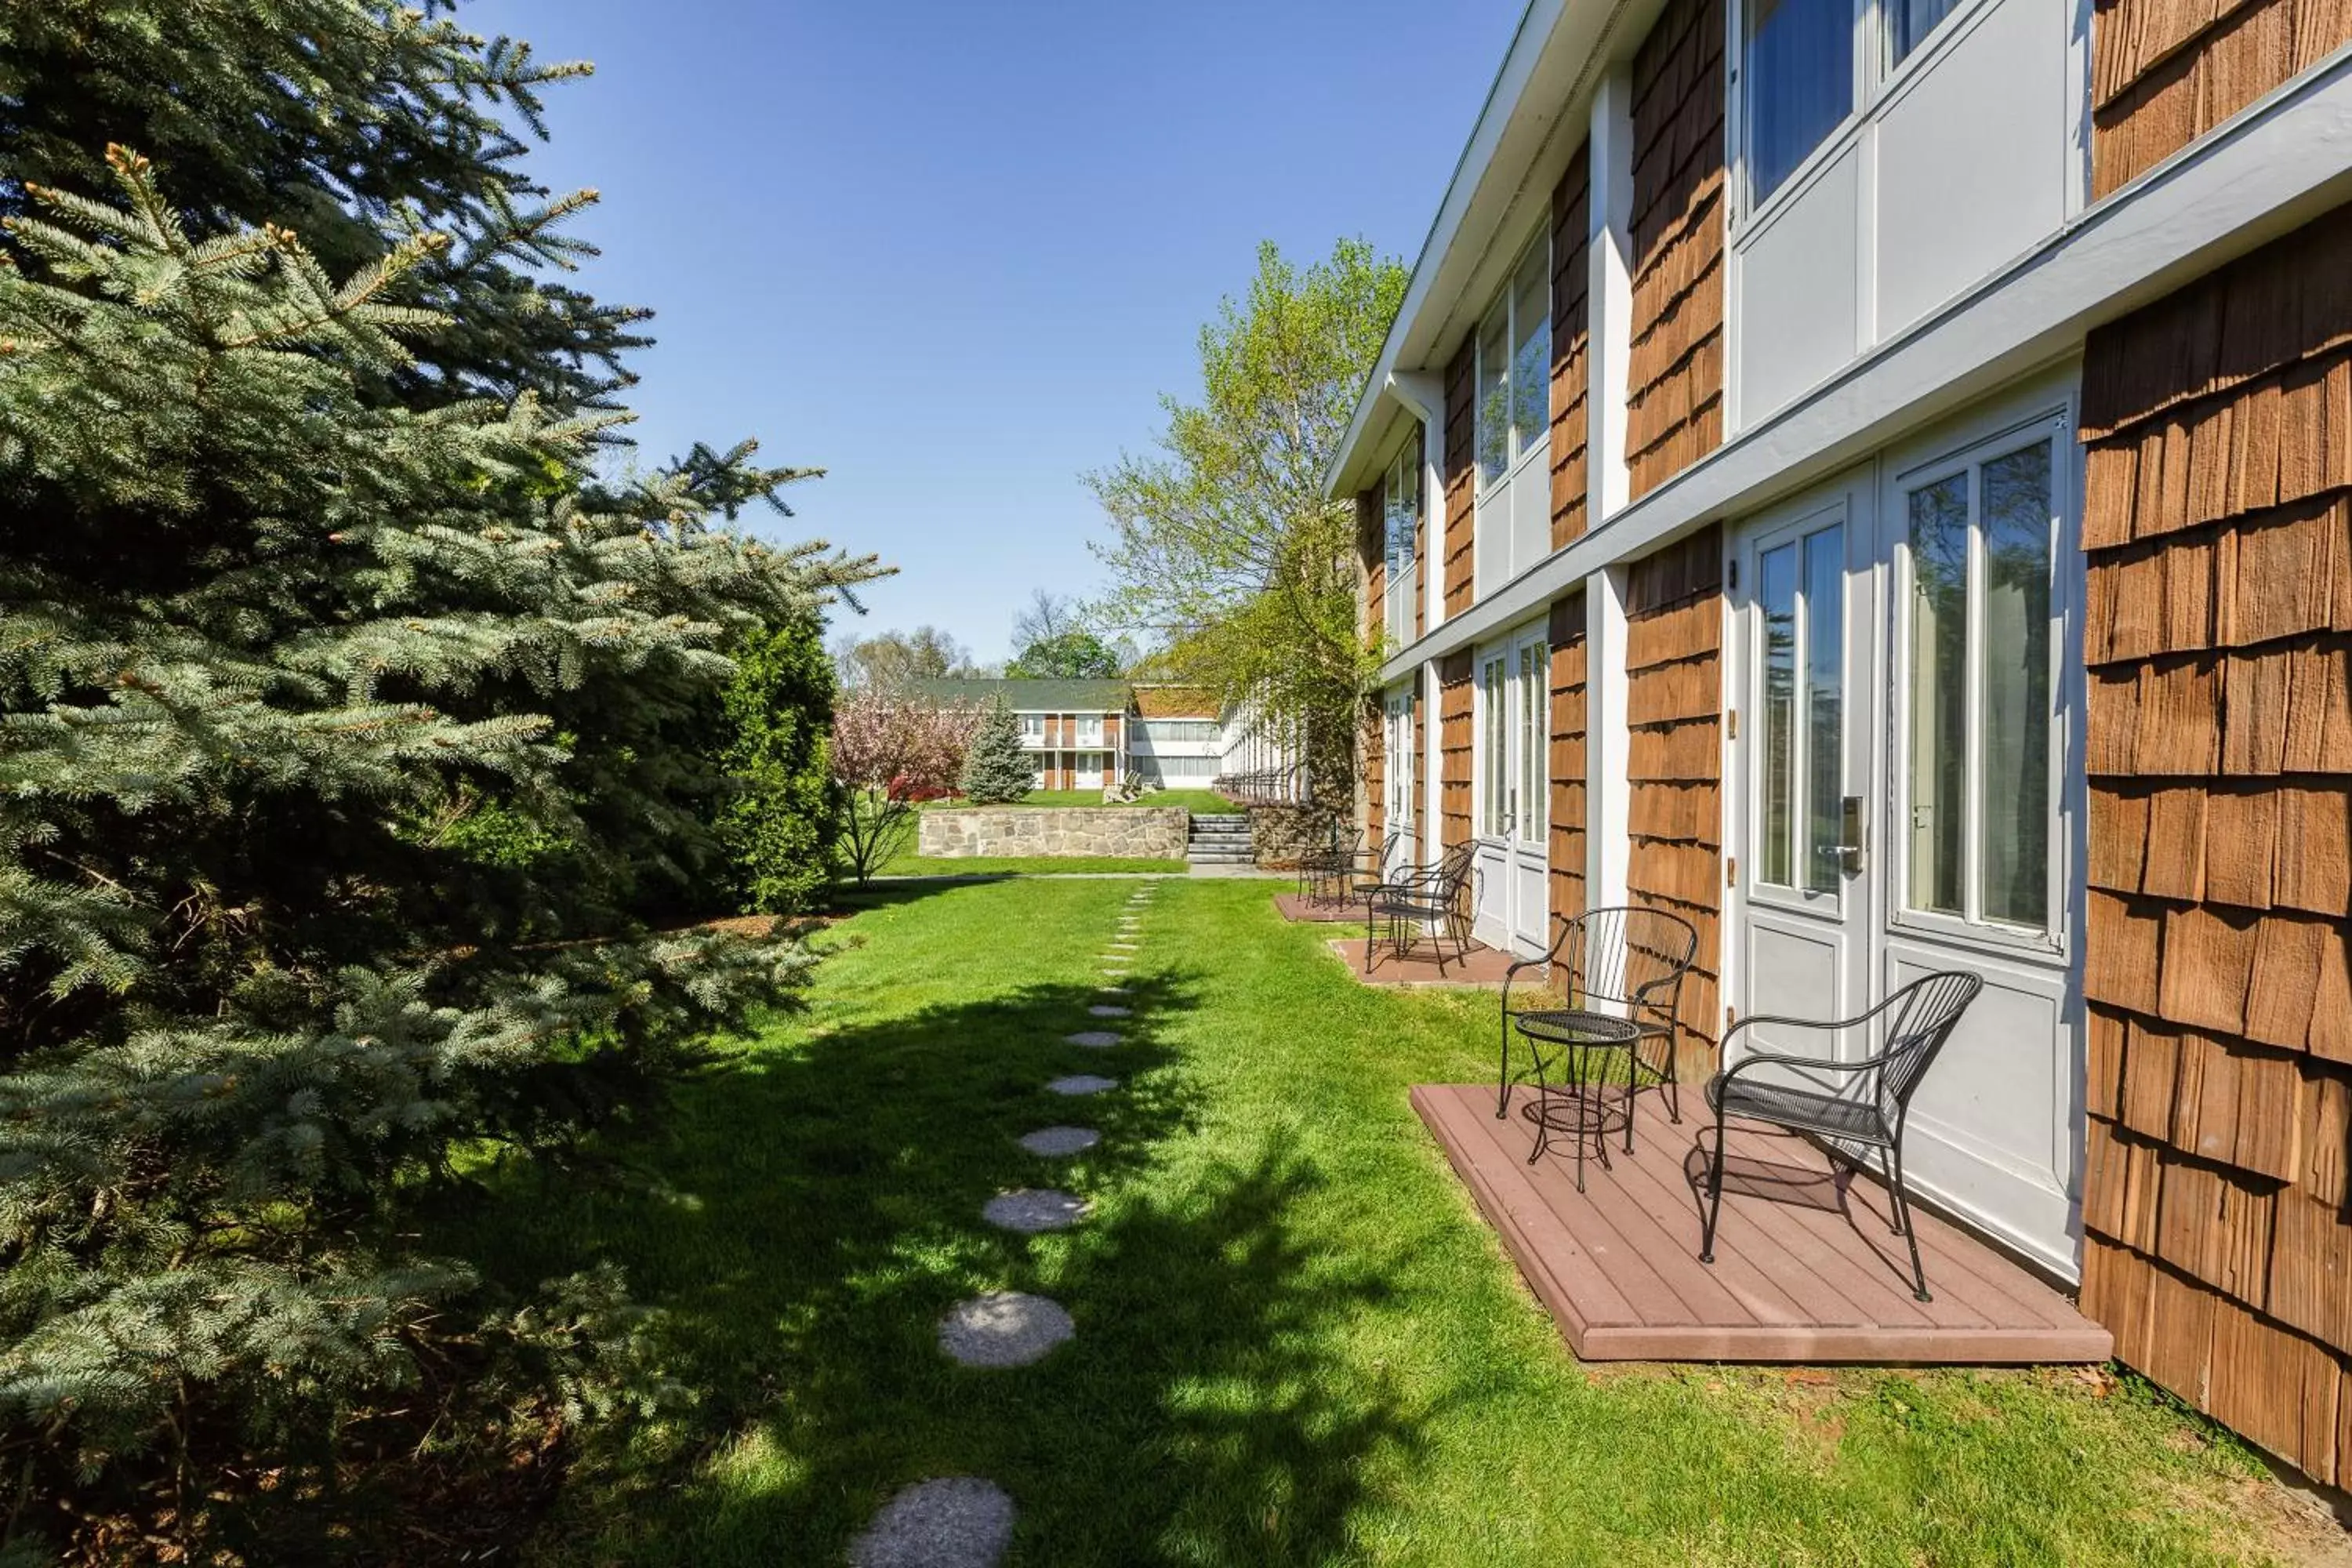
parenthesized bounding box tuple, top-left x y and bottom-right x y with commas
(1499, 907, 1697, 1186)
(1345, 830, 1410, 904)
(1296, 819, 1359, 903)
(1363, 840, 1479, 975)
(1697, 970, 1983, 1303)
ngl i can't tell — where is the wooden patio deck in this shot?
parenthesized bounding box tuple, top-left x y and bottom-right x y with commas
(1413, 1082, 2112, 1363)
(1325, 938, 1522, 987)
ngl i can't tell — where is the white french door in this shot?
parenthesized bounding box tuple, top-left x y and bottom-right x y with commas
(1384, 687, 1417, 873)
(1737, 485, 1875, 1062)
(1475, 622, 1552, 955)
(1729, 402, 2082, 1280)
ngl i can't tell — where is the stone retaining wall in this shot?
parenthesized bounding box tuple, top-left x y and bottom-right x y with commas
(1247, 804, 1342, 870)
(918, 808, 1188, 860)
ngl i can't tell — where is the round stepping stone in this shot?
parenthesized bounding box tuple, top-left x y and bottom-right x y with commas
(938, 1292, 1073, 1368)
(1088, 1004, 1131, 1018)
(1019, 1125, 1100, 1156)
(849, 1476, 1015, 1568)
(1047, 1073, 1116, 1096)
(982, 1188, 1089, 1232)
(1064, 1030, 1122, 1048)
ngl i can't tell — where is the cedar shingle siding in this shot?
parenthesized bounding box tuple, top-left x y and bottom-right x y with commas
(2090, 0, 2352, 198)
(1626, 0, 1726, 501)
(1624, 527, 1724, 1073)
(1444, 340, 1478, 615)
(2078, 200, 2352, 1490)
(1439, 652, 1475, 849)
(1552, 146, 1595, 551)
(1359, 485, 1385, 645)
(1549, 593, 1589, 928)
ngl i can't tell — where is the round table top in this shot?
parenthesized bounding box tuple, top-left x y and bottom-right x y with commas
(1510, 1007, 1643, 1047)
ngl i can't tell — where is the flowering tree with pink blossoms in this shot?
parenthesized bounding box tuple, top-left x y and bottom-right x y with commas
(831, 689, 981, 880)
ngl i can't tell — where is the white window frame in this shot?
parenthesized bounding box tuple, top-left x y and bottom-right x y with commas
(1018, 713, 1044, 742)
(1074, 715, 1105, 748)
(1887, 408, 2071, 956)
(1729, 0, 1998, 230)
(1472, 233, 1552, 500)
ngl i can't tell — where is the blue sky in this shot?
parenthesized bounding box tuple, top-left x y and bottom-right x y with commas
(479, 1, 1520, 662)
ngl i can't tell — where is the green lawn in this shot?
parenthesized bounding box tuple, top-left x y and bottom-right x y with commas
(920, 789, 1244, 815)
(866, 851, 1188, 878)
(452, 880, 2283, 1566)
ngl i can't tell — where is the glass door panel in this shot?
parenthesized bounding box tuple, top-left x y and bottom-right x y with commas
(1754, 521, 1845, 897)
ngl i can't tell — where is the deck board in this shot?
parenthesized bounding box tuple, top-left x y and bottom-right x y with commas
(1414, 1083, 2113, 1363)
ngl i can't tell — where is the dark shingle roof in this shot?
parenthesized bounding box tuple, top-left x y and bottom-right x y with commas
(909, 677, 1132, 713)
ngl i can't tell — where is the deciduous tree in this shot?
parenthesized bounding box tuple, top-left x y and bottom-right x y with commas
(830, 690, 977, 880)
(1086, 239, 1406, 801)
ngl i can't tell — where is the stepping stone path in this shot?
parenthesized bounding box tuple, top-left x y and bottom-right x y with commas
(1019, 1125, 1100, 1156)
(849, 1477, 1016, 1568)
(1047, 1073, 1117, 1096)
(938, 1291, 1073, 1368)
(1064, 1030, 1122, 1049)
(1088, 1004, 1131, 1018)
(982, 1188, 1089, 1232)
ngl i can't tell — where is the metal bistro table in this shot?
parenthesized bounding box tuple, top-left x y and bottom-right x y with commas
(1511, 1006, 1646, 1192)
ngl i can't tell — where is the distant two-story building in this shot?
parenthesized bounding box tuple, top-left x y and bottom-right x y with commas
(1339, 0, 2352, 1488)
(911, 679, 1229, 792)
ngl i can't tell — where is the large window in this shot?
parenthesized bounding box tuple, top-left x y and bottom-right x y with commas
(1018, 713, 1044, 741)
(1475, 240, 1550, 490)
(1755, 522, 1844, 895)
(1074, 715, 1105, 747)
(1141, 719, 1219, 745)
(1383, 438, 1421, 583)
(1903, 434, 2055, 934)
(1744, 0, 1853, 204)
(1743, 0, 1973, 209)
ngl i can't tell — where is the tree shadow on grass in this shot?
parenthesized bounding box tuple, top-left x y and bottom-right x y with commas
(441, 961, 1430, 1566)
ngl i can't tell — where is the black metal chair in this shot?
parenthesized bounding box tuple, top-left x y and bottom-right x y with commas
(1296, 819, 1359, 904)
(1363, 840, 1479, 975)
(1499, 906, 1698, 1189)
(1345, 830, 1410, 905)
(1697, 970, 1983, 1303)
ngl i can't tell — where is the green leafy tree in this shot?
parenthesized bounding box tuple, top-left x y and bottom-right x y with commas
(1086, 238, 1405, 800)
(1007, 630, 1122, 680)
(717, 611, 840, 915)
(959, 701, 1036, 804)
(0, 15, 880, 1556)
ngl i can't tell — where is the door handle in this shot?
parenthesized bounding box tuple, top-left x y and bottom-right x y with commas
(1831, 794, 1865, 875)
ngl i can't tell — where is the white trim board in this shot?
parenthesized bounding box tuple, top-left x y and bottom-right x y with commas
(1377, 49, 2352, 684)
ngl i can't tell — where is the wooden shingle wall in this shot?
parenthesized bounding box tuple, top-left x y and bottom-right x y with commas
(2077, 201, 2352, 1490)
(1439, 652, 1475, 851)
(1365, 695, 1385, 848)
(1624, 526, 1725, 1073)
(1626, 0, 1726, 502)
(1550, 592, 1590, 930)
(1414, 687, 1428, 849)
(2090, 0, 2352, 199)
(1444, 339, 1478, 616)
(1552, 144, 1595, 551)
(1359, 485, 1385, 647)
